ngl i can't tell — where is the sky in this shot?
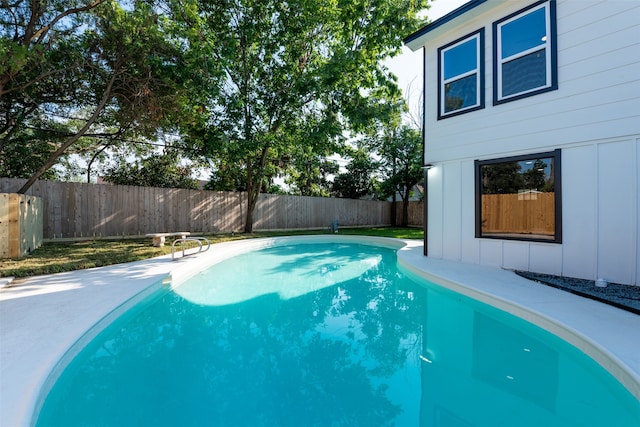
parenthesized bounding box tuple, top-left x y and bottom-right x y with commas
(385, 0, 470, 115)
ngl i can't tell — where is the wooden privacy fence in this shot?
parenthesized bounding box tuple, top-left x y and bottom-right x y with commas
(0, 179, 423, 240)
(481, 193, 555, 236)
(394, 201, 424, 226)
(0, 193, 43, 257)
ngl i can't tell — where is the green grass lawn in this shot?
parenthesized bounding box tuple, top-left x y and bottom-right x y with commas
(0, 227, 423, 278)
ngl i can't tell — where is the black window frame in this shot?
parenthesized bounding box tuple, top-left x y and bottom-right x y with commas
(437, 28, 485, 120)
(475, 149, 562, 243)
(492, 0, 558, 105)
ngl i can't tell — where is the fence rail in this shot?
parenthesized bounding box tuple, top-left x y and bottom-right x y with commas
(1, 179, 422, 240)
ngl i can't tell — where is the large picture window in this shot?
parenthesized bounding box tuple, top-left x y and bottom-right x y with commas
(438, 29, 484, 119)
(493, 0, 557, 104)
(475, 150, 562, 243)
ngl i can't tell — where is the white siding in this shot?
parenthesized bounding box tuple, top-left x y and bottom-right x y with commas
(529, 243, 563, 276)
(596, 141, 637, 284)
(442, 162, 462, 261)
(561, 145, 597, 279)
(637, 137, 640, 284)
(423, 0, 640, 164)
(478, 239, 503, 267)
(502, 242, 530, 271)
(419, 0, 640, 285)
(460, 160, 479, 264)
(427, 165, 444, 258)
(429, 138, 640, 284)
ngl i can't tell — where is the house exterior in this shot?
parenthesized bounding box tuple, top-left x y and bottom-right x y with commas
(405, 0, 639, 285)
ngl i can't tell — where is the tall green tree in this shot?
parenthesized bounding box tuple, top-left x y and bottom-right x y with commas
(1, 0, 214, 192)
(190, 0, 427, 232)
(374, 125, 423, 226)
(1, 0, 107, 183)
(204, 159, 247, 192)
(332, 147, 379, 199)
(285, 151, 340, 197)
(102, 151, 199, 189)
(284, 117, 343, 197)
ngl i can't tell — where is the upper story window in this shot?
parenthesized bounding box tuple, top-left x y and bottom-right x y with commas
(438, 29, 484, 119)
(493, 0, 557, 104)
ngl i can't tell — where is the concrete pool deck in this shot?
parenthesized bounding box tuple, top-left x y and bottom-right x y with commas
(1, 236, 639, 426)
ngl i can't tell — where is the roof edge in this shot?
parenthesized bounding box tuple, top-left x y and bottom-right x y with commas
(404, 0, 488, 50)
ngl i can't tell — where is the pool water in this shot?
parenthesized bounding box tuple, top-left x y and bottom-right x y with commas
(36, 243, 640, 426)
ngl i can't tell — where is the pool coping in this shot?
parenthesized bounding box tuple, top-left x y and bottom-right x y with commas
(1, 236, 638, 426)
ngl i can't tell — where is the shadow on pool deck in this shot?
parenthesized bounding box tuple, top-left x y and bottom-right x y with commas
(516, 272, 640, 315)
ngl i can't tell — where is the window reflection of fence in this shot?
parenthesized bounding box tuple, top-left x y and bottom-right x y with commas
(481, 193, 555, 236)
(0, 179, 422, 240)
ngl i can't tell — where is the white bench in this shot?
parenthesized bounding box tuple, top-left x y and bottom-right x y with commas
(145, 232, 190, 247)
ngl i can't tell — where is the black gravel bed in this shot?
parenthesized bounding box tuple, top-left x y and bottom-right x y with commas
(515, 271, 640, 316)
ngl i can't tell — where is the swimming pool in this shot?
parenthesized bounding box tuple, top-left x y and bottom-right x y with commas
(34, 240, 639, 426)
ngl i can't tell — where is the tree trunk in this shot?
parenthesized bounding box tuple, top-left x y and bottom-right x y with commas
(390, 156, 397, 226)
(243, 144, 271, 233)
(244, 187, 259, 233)
(401, 188, 410, 227)
(390, 194, 397, 226)
(86, 143, 111, 183)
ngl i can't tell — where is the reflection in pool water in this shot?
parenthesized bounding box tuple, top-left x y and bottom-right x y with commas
(36, 243, 639, 426)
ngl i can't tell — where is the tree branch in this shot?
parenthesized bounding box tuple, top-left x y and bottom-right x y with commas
(30, 0, 106, 46)
(0, 62, 84, 97)
(16, 68, 118, 194)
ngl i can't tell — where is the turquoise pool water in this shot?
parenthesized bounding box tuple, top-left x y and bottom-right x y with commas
(36, 243, 640, 426)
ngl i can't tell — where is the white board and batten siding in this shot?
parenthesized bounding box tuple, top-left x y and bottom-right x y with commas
(420, 1, 640, 285)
